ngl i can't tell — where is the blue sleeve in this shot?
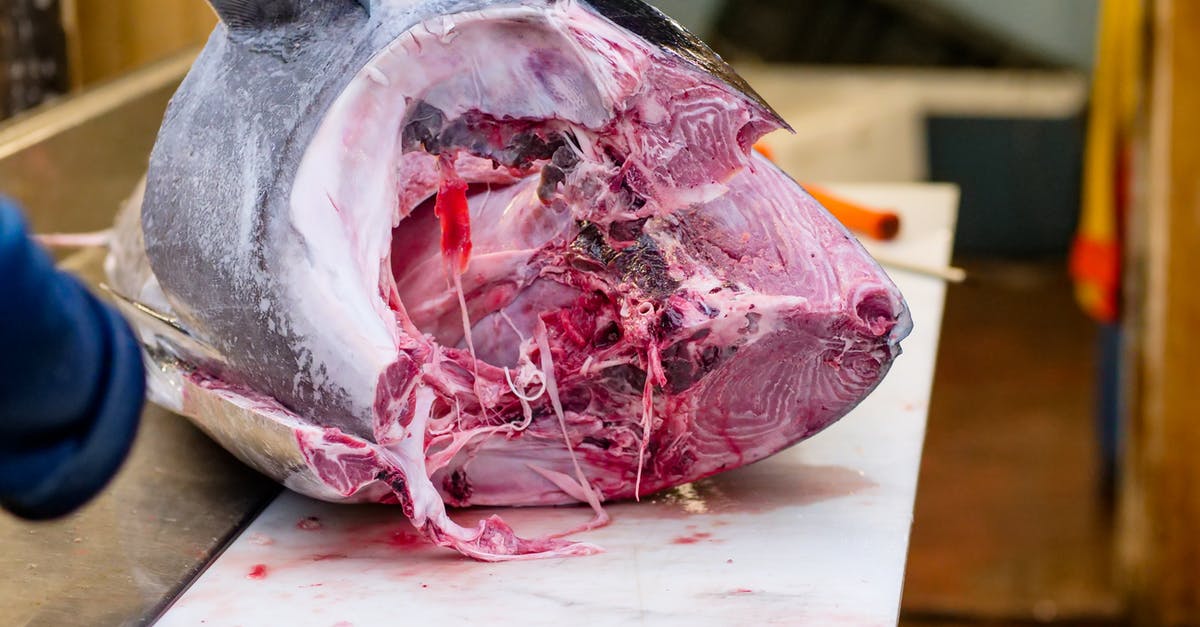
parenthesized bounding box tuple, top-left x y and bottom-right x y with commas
(0, 200, 146, 519)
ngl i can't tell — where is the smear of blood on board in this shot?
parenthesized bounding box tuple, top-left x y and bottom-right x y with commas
(386, 529, 426, 548)
(672, 532, 714, 545)
(297, 516, 322, 531)
(672, 530, 715, 540)
(435, 154, 472, 274)
(247, 564, 269, 580)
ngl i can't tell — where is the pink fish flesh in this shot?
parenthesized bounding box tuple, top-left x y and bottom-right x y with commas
(106, 0, 911, 561)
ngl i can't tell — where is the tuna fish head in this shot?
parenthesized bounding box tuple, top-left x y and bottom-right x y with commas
(108, 0, 911, 560)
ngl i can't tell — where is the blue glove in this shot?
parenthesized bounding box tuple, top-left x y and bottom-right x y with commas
(0, 200, 145, 519)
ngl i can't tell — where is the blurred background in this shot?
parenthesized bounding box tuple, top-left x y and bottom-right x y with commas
(2, 1, 1195, 625)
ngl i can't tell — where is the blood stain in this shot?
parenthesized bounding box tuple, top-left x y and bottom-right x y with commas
(386, 529, 425, 548)
(733, 588, 753, 595)
(297, 517, 323, 531)
(247, 564, 268, 580)
(311, 553, 347, 562)
(672, 532, 715, 545)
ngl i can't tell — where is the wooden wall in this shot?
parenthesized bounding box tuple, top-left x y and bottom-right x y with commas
(1120, 0, 1200, 624)
(61, 0, 215, 88)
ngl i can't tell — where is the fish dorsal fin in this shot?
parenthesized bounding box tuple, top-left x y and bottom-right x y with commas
(206, 0, 301, 30)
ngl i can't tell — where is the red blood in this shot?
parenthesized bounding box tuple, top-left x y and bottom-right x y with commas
(386, 529, 426, 548)
(672, 532, 715, 545)
(436, 155, 472, 274)
(733, 588, 753, 595)
(297, 516, 322, 531)
(247, 564, 268, 580)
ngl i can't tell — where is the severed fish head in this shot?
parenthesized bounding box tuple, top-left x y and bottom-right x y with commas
(108, 0, 911, 560)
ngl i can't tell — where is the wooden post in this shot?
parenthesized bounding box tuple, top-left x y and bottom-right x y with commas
(1120, 0, 1200, 624)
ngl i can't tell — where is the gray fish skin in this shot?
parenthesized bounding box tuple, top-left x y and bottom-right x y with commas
(145, 0, 368, 435)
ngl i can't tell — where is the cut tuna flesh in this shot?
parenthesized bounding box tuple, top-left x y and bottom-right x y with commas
(106, 0, 911, 561)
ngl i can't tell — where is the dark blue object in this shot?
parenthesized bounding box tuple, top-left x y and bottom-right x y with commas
(1097, 322, 1122, 504)
(928, 114, 1086, 256)
(0, 200, 145, 519)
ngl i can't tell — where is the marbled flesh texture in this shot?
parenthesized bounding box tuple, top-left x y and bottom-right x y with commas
(107, 0, 911, 561)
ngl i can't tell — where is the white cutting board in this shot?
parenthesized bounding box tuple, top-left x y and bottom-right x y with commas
(158, 184, 958, 627)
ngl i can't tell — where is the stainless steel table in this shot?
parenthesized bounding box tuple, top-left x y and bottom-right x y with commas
(0, 52, 279, 627)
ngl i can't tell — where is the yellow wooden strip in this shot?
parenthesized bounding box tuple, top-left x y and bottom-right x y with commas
(66, 0, 216, 86)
